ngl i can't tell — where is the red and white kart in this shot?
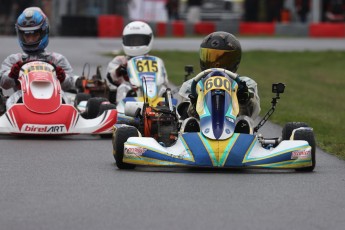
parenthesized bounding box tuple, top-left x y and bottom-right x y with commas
(0, 61, 117, 135)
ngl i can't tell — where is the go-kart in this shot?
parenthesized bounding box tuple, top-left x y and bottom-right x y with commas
(0, 61, 117, 135)
(115, 55, 177, 124)
(119, 87, 179, 146)
(112, 68, 316, 172)
(72, 63, 117, 118)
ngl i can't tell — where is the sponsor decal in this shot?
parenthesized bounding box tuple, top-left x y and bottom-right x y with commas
(167, 153, 185, 160)
(226, 117, 235, 123)
(140, 74, 155, 81)
(124, 145, 147, 156)
(22, 124, 66, 133)
(291, 149, 311, 159)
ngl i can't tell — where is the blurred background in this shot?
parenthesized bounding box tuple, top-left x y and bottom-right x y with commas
(0, 0, 344, 36)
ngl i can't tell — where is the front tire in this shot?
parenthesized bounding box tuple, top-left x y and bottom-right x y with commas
(293, 128, 316, 172)
(112, 126, 139, 169)
(282, 122, 315, 172)
(282, 122, 309, 140)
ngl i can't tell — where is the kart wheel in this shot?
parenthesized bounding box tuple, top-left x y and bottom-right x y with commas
(74, 93, 91, 108)
(293, 128, 316, 172)
(98, 103, 117, 138)
(85, 97, 108, 119)
(108, 91, 116, 104)
(98, 103, 116, 115)
(113, 126, 138, 169)
(282, 122, 309, 140)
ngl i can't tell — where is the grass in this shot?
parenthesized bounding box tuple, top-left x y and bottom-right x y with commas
(105, 50, 345, 160)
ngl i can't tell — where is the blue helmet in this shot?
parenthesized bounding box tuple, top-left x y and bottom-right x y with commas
(15, 7, 49, 54)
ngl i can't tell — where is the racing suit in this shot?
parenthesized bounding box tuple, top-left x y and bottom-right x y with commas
(178, 73, 261, 127)
(106, 55, 169, 104)
(0, 51, 75, 110)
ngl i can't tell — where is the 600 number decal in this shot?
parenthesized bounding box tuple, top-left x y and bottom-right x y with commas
(204, 76, 232, 94)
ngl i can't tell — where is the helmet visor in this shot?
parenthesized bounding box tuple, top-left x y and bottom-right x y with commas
(200, 47, 239, 70)
(123, 34, 152, 46)
(17, 28, 44, 45)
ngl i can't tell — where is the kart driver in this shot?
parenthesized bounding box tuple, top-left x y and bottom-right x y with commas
(179, 31, 261, 133)
(0, 7, 75, 110)
(106, 21, 169, 104)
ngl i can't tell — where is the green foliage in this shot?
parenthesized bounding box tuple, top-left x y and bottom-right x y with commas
(239, 51, 345, 160)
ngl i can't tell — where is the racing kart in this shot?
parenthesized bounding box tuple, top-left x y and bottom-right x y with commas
(0, 61, 117, 136)
(112, 68, 316, 172)
(115, 55, 177, 124)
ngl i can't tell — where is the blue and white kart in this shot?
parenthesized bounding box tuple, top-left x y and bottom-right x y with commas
(116, 55, 177, 125)
(112, 68, 316, 171)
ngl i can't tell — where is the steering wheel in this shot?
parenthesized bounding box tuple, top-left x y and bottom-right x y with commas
(21, 59, 57, 72)
(190, 68, 240, 98)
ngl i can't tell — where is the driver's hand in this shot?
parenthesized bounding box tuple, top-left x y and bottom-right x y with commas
(187, 94, 199, 119)
(9, 61, 23, 81)
(55, 66, 66, 83)
(115, 64, 128, 81)
(188, 94, 197, 106)
(237, 80, 250, 105)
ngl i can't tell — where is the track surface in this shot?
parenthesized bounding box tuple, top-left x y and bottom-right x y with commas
(1, 37, 345, 230)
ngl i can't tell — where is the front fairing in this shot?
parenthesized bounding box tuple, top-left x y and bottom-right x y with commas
(19, 61, 62, 114)
(196, 73, 239, 140)
(127, 55, 166, 104)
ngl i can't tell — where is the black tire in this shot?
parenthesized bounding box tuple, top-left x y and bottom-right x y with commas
(85, 97, 108, 119)
(282, 122, 309, 140)
(108, 91, 117, 104)
(98, 103, 117, 138)
(74, 93, 91, 108)
(98, 103, 116, 116)
(112, 126, 139, 169)
(293, 128, 316, 172)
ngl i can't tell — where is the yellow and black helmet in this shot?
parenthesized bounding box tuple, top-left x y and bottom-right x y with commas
(199, 31, 242, 72)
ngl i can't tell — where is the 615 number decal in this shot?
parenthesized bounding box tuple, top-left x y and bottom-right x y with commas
(136, 59, 158, 72)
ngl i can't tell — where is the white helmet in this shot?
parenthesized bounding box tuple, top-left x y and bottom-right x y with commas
(122, 21, 154, 57)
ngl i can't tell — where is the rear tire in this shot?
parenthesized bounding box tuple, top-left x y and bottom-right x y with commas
(98, 103, 117, 138)
(98, 103, 116, 116)
(293, 128, 316, 172)
(74, 93, 91, 108)
(108, 91, 116, 104)
(85, 97, 108, 119)
(112, 126, 139, 169)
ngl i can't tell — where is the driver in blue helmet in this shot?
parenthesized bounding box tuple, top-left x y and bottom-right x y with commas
(0, 7, 75, 110)
(179, 31, 261, 133)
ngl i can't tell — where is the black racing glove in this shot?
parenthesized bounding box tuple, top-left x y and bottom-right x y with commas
(237, 80, 250, 105)
(188, 94, 197, 106)
(187, 94, 199, 119)
(115, 64, 129, 81)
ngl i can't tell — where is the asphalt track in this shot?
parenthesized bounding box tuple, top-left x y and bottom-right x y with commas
(0, 37, 345, 230)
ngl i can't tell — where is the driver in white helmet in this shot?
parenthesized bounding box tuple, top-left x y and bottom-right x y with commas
(106, 21, 169, 104)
